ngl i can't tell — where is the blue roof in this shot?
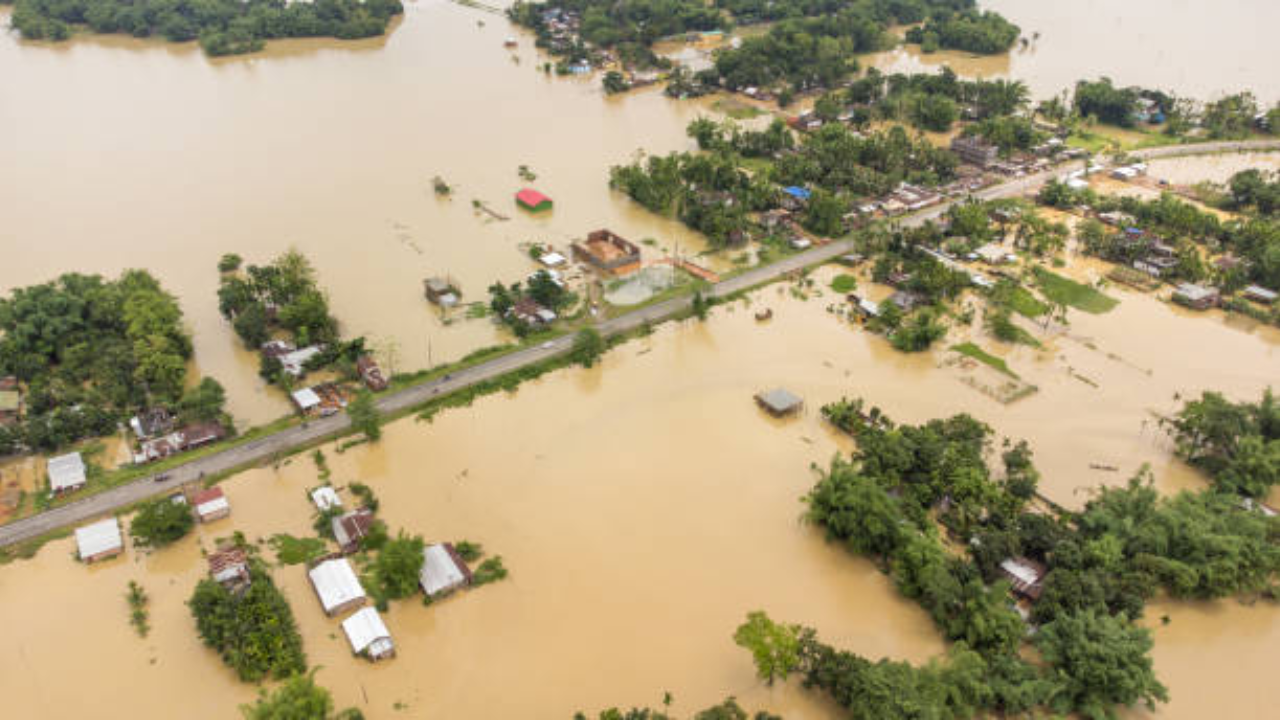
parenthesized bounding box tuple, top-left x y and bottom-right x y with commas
(783, 186, 812, 200)
(1125, 227, 1143, 236)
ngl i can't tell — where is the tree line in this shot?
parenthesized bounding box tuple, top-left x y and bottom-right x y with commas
(9, 0, 403, 57)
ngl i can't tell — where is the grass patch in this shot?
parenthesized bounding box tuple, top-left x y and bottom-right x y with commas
(830, 273, 858, 294)
(268, 534, 328, 565)
(712, 98, 765, 120)
(1006, 285, 1049, 318)
(1033, 267, 1119, 314)
(951, 342, 1019, 379)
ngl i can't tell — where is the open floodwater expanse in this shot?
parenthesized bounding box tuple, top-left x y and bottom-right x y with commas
(1, 2, 1279, 718)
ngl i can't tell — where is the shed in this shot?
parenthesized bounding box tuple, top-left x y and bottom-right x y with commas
(342, 607, 395, 661)
(1173, 283, 1219, 310)
(332, 508, 376, 554)
(420, 543, 472, 598)
(516, 188, 553, 212)
(280, 345, 323, 377)
(311, 486, 343, 512)
(1243, 285, 1278, 304)
(782, 186, 812, 201)
(308, 557, 367, 616)
(999, 557, 1046, 600)
(75, 517, 123, 563)
(292, 387, 321, 414)
(193, 487, 231, 522)
(48, 451, 87, 495)
(755, 388, 803, 417)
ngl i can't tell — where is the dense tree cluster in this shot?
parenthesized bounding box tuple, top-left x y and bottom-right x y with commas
(1073, 78, 1141, 127)
(839, 68, 1031, 133)
(787, 403, 1280, 718)
(574, 696, 780, 720)
(904, 9, 1020, 54)
(130, 496, 196, 548)
(712, 14, 884, 94)
(776, 124, 957, 197)
(240, 671, 365, 720)
(1165, 389, 1280, 498)
(1227, 169, 1280, 217)
(188, 563, 307, 682)
(487, 270, 578, 336)
(9, 0, 403, 56)
(510, 0, 719, 52)
(217, 249, 339, 350)
(0, 270, 212, 454)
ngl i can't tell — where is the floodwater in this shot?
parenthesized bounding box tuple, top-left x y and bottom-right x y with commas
(0, 2, 721, 427)
(2, 269, 1277, 718)
(866, 0, 1280, 104)
(2, 2, 1280, 718)
(1146, 151, 1280, 186)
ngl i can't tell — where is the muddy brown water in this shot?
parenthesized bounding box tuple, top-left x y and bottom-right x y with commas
(867, 0, 1280, 104)
(2, 3, 1280, 718)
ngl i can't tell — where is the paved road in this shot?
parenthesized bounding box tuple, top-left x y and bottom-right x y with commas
(2, 140, 1270, 548)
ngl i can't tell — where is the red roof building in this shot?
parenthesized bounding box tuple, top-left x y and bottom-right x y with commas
(516, 188, 553, 212)
(193, 486, 231, 522)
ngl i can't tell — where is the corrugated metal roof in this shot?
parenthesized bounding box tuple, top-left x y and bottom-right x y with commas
(75, 517, 122, 560)
(420, 544, 467, 597)
(516, 188, 551, 207)
(196, 495, 230, 519)
(757, 388, 802, 414)
(342, 607, 392, 656)
(292, 387, 321, 409)
(48, 451, 86, 492)
(309, 558, 366, 614)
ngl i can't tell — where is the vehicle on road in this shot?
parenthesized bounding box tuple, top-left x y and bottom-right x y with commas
(154, 473, 171, 482)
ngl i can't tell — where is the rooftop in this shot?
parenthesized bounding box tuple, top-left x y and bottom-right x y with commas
(308, 558, 366, 614)
(311, 486, 343, 512)
(75, 517, 122, 560)
(48, 451, 86, 492)
(420, 543, 470, 597)
(755, 388, 803, 416)
(342, 606, 394, 658)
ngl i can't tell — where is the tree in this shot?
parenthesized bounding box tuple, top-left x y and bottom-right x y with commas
(1035, 610, 1168, 718)
(602, 71, 630, 94)
(372, 532, 425, 600)
(188, 566, 306, 682)
(218, 254, 243, 273)
(803, 189, 846, 237)
(733, 611, 807, 684)
(130, 498, 195, 548)
(347, 389, 381, 441)
(241, 671, 364, 720)
(179, 377, 228, 424)
(570, 328, 606, 368)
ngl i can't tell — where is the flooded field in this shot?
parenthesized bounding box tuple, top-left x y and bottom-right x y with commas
(0, 2, 719, 427)
(2, 268, 1277, 718)
(867, 0, 1280, 104)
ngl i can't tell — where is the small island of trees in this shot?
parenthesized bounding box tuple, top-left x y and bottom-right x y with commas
(8, 0, 404, 57)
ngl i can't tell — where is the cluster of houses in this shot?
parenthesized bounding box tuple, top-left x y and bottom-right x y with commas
(536, 7, 582, 57)
(949, 135, 1068, 178)
(130, 408, 227, 465)
(74, 485, 234, 564)
(300, 485, 475, 662)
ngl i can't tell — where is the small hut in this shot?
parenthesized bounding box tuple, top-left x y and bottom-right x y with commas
(193, 486, 231, 523)
(208, 546, 251, 593)
(516, 188, 553, 212)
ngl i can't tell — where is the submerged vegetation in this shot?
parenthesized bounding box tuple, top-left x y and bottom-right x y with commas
(129, 497, 196, 548)
(737, 402, 1278, 719)
(126, 581, 150, 638)
(9, 0, 404, 57)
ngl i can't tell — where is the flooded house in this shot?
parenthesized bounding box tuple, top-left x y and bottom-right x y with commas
(510, 297, 557, 326)
(780, 186, 811, 210)
(311, 486, 343, 512)
(332, 508, 377, 554)
(291, 387, 322, 416)
(207, 546, 251, 593)
(75, 517, 123, 563)
(515, 188, 553, 212)
(754, 388, 804, 417)
(308, 557, 367, 617)
(342, 606, 395, 661)
(356, 356, 388, 392)
(1242, 285, 1278, 305)
(193, 487, 230, 523)
(1173, 283, 1220, 310)
(128, 408, 174, 439)
(423, 277, 460, 308)
(420, 543, 472, 599)
(279, 345, 324, 377)
(292, 384, 348, 417)
(572, 230, 642, 276)
(47, 451, 86, 495)
(999, 557, 1047, 601)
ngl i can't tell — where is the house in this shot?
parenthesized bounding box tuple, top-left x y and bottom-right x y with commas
(780, 186, 811, 210)
(849, 294, 880, 318)
(308, 557, 367, 616)
(887, 291, 921, 312)
(129, 408, 174, 439)
(261, 339, 294, 359)
(950, 135, 999, 168)
(571, 229, 642, 276)
(999, 557, 1046, 601)
(538, 251, 568, 268)
(760, 209, 791, 229)
(754, 388, 803, 417)
(789, 237, 812, 250)
(423, 277, 459, 308)
(48, 451, 86, 495)
(332, 508, 376, 554)
(1097, 211, 1135, 227)
(1065, 177, 1089, 191)
(356, 356, 388, 392)
(342, 607, 395, 661)
(76, 517, 123, 563)
(280, 345, 323, 377)
(1173, 283, 1219, 310)
(291, 387, 322, 415)
(208, 546, 251, 592)
(0, 378, 20, 425)
(1243, 285, 1278, 305)
(1133, 256, 1178, 278)
(511, 297, 557, 326)
(193, 486, 231, 522)
(182, 422, 226, 449)
(516, 188, 553, 212)
(311, 486, 342, 512)
(420, 543, 473, 598)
